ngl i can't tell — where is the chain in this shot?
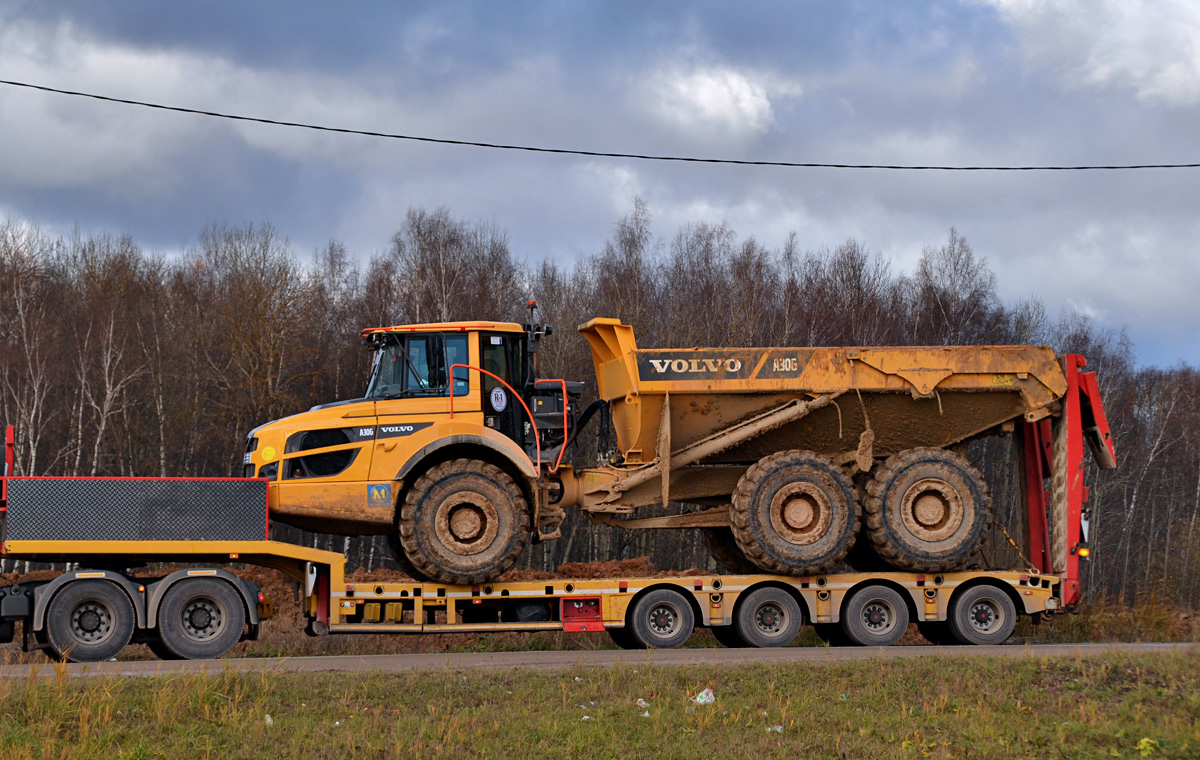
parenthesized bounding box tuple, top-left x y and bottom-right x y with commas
(992, 518, 1037, 573)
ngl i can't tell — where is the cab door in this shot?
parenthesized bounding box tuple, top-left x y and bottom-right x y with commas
(369, 332, 473, 482)
(480, 332, 526, 449)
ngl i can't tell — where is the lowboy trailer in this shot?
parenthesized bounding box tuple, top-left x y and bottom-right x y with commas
(0, 355, 1112, 662)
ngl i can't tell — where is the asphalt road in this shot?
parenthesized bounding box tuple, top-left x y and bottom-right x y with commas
(4, 642, 1194, 679)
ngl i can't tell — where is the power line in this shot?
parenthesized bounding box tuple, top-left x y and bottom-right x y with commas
(3, 78, 1198, 171)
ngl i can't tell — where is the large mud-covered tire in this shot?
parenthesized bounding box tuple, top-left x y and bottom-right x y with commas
(864, 448, 991, 572)
(730, 451, 861, 575)
(399, 459, 531, 585)
(386, 532, 431, 581)
(700, 526, 758, 574)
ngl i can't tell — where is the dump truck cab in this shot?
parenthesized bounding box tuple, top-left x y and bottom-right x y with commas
(244, 319, 578, 583)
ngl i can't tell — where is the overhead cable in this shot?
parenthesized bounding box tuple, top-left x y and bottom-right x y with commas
(2, 78, 1198, 171)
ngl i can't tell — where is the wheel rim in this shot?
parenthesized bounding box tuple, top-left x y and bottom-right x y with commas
(899, 478, 965, 542)
(180, 596, 225, 642)
(967, 597, 1004, 634)
(435, 492, 500, 556)
(752, 601, 789, 637)
(861, 599, 896, 635)
(647, 603, 680, 637)
(769, 481, 833, 545)
(70, 600, 114, 644)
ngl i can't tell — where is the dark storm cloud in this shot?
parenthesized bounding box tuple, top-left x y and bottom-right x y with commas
(0, 1, 1197, 365)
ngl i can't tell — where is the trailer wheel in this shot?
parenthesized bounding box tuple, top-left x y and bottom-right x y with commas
(813, 623, 851, 647)
(44, 580, 136, 662)
(399, 459, 531, 585)
(841, 585, 910, 647)
(735, 587, 803, 648)
(730, 451, 861, 575)
(157, 578, 246, 660)
(700, 526, 758, 574)
(864, 448, 991, 572)
(607, 625, 643, 650)
(947, 584, 1016, 645)
(628, 589, 695, 649)
(709, 625, 747, 648)
(916, 621, 960, 646)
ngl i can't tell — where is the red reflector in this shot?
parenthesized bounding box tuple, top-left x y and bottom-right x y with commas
(619, 581, 628, 591)
(346, 584, 355, 595)
(258, 592, 265, 603)
(694, 579, 703, 591)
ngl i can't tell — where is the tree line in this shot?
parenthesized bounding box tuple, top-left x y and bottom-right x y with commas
(2, 202, 1197, 608)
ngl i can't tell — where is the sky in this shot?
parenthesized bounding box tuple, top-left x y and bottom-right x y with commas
(1, 1, 1198, 366)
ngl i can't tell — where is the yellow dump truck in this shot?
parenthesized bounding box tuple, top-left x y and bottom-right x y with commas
(242, 311, 1115, 586)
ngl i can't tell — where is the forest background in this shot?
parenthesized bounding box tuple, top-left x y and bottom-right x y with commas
(2, 200, 1196, 609)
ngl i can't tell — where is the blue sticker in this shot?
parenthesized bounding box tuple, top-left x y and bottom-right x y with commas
(367, 483, 392, 509)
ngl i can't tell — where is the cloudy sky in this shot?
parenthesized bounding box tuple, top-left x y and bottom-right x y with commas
(1, 1, 1198, 365)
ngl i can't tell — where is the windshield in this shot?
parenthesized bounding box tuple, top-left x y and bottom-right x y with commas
(366, 333, 470, 398)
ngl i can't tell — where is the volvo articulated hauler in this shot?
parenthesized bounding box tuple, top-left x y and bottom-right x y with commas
(0, 334, 1111, 661)
(242, 312, 1116, 586)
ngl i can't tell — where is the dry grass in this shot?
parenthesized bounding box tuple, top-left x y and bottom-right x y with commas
(1, 651, 1198, 759)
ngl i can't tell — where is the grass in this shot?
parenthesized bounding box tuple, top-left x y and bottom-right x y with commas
(1, 651, 1198, 759)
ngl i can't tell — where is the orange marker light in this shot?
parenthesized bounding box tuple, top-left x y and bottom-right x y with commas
(1077, 547, 1090, 558)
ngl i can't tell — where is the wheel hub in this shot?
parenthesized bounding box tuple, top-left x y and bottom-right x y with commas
(969, 601, 998, 631)
(435, 493, 501, 556)
(648, 604, 677, 634)
(70, 602, 111, 642)
(754, 603, 784, 634)
(770, 482, 832, 545)
(862, 602, 894, 633)
(900, 479, 964, 542)
(182, 599, 223, 640)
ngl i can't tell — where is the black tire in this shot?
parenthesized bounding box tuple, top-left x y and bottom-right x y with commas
(44, 580, 136, 663)
(916, 621, 960, 646)
(386, 532, 431, 581)
(730, 451, 861, 575)
(864, 448, 991, 572)
(734, 587, 803, 648)
(700, 526, 758, 574)
(399, 459, 531, 585)
(813, 623, 851, 647)
(628, 589, 695, 649)
(948, 584, 1017, 645)
(841, 585, 910, 647)
(157, 578, 246, 660)
(709, 625, 747, 648)
(147, 639, 182, 660)
(606, 625, 643, 650)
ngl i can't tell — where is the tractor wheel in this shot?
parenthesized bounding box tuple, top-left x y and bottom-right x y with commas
(864, 448, 991, 572)
(399, 459, 531, 585)
(700, 526, 758, 575)
(730, 451, 861, 575)
(157, 578, 246, 660)
(44, 580, 136, 663)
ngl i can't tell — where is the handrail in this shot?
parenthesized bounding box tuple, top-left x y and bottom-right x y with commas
(449, 364, 542, 473)
(534, 379, 569, 473)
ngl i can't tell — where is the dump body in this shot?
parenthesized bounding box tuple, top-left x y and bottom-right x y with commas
(569, 318, 1073, 513)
